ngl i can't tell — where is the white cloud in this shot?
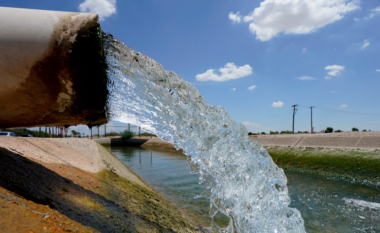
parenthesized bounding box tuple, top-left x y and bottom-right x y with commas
(361, 39, 370, 49)
(325, 65, 345, 79)
(79, 0, 116, 21)
(302, 47, 308, 54)
(229, 12, 242, 23)
(248, 85, 257, 90)
(242, 121, 274, 133)
(365, 6, 380, 19)
(376, 69, 380, 72)
(272, 101, 284, 108)
(354, 17, 359, 21)
(196, 63, 253, 82)
(242, 0, 359, 41)
(297, 76, 315, 81)
(340, 104, 347, 108)
(232, 88, 236, 91)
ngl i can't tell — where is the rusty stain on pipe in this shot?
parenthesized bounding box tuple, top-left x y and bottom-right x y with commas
(0, 7, 109, 128)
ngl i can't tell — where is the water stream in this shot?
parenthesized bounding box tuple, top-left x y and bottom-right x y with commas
(103, 32, 305, 232)
(108, 146, 380, 233)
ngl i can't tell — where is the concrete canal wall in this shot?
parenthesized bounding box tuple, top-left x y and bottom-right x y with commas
(96, 132, 380, 150)
(0, 137, 200, 232)
(250, 132, 380, 149)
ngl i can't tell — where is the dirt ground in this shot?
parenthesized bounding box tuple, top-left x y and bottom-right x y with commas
(0, 138, 202, 233)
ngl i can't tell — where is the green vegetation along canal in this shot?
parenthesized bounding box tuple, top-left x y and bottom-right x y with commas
(107, 146, 380, 232)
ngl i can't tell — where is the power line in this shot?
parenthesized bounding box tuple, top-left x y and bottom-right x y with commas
(297, 105, 380, 116)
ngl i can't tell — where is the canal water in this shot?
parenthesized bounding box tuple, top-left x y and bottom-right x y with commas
(107, 145, 380, 232)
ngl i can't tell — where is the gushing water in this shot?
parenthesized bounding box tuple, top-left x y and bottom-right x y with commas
(103, 33, 305, 232)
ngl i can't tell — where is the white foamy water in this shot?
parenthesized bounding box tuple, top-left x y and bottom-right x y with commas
(103, 33, 305, 232)
(343, 198, 380, 210)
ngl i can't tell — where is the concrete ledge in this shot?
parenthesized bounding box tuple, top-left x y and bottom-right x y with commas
(251, 136, 301, 147)
(357, 136, 380, 148)
(94, 138, 148, 146)
(298, 136, 361, 148)
(140, 138, 180, 151)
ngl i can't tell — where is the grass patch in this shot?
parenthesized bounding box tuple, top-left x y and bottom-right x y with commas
(266, 147, 380, 186)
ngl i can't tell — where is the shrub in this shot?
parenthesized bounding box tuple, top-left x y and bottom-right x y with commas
(280, 130, 292, 134)
(362, 129, 367, 132)
(303, 131, 309, 133)
(270, 131, 279, 135)
(325, 127, 333, 133)
(261, 132, 266, 135)
(121, 130, 135, 139)
(352, 127, 359, 132)
(334, 130, 342, 133)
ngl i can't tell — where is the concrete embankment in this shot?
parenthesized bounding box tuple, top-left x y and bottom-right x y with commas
(0, 137, 200, 233)
(249, 132, 380, 149)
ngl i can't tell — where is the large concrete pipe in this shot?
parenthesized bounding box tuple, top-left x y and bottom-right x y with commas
(0, 7, 109, 129)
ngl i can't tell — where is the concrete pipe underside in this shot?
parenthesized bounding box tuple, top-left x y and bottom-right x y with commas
(0, 7, 109, 129)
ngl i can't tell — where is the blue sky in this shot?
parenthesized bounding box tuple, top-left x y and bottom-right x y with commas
(2, 0, 380, 134)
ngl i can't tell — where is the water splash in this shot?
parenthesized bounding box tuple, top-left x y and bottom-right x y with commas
(103, 33, 305, 232)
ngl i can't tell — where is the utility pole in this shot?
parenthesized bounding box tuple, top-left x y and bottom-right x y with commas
(309, 106, 315, 133)
(291, 105, 298, 134)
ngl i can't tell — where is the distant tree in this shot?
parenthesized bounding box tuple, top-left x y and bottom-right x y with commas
(362, 129, 367, 132)
(297, 131, 303, 133)
(121, 130, 135, 139)
(71, 130, 80, 137)
(270, 131, 279, 135)
(303, 131, 309, 133)
(261, 132, 266, 135)
(325, 127, 333, 133)
(334, 130, 342, 133)
(248, 132, 254, 135)
(280, 130, 292, 134)
(352, 127, 359, 132)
